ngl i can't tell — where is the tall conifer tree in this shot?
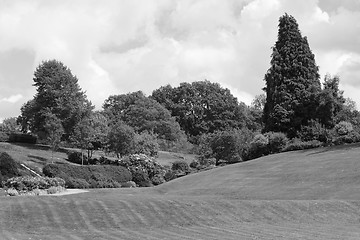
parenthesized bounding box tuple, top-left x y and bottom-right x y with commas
(263, 14, 321, 137)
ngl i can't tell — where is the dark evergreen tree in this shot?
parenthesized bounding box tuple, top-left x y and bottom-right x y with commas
(263, 14, 321, 137)
(18, 60, 93, 140)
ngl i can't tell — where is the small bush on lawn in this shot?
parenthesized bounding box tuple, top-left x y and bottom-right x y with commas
(67, 151, 88, 165)
(246, 134, 269, 159)
(171, 160, 191, 174)
(189, 160, 199, 169)
(43, 163, 132, 188)
(164, 170, 177, 182)
(4, 176, 65, 192)
(66, 177, 90, 189)
(0, 152, 20, 182)
(0, 131, 9, 142)
(131, 169, 153, 187)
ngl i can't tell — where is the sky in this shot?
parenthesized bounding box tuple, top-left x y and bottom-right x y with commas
(1, 0, 360, 122)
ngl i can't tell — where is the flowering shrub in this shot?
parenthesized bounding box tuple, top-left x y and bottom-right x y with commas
(4, 176, 65, 192)
(117, 154, 166, 186)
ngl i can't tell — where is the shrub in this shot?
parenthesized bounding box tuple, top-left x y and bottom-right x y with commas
(197, 129, 253, 165)
(265, 132, 288, 154)
(150, 174, 165, 185)
(0, 152, 20, 179)
(66, 177, 90, 189)
(164, 170, 177, 182)
(67, 151, 88, 165)
(189, 160, 199, 169)
(121, 181, 136, 188)
(117, 154, 166, 186)
(333, 131, 360, 145)
(8, 133, 37, 144)
(335, 121, 353, 136)
(171, 160, 190, 174)
(0, 131, 9, 142)
(283, 138, 323, 151)
(4, 176, 65, 191)
(246, 134, 269, 159)
(298, 120, 331, 143)
(131, 170, 152, 187)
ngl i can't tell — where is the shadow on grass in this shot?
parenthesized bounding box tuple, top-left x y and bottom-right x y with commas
(28, 154, 48, 163)
(10, 142, 69, 153)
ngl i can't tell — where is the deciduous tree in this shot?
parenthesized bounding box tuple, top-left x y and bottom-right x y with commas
(18, 60, 93, 140)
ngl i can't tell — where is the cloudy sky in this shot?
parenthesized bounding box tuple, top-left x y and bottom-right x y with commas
(1, 0, 360, 121)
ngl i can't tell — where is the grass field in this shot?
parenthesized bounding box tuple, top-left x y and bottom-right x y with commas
(2, 143, 360, 239)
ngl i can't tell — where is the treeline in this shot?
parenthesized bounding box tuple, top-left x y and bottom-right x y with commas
(1, 13, 360, 165)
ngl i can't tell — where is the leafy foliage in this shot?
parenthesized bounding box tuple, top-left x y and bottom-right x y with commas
(152, 81, 252, 141)
(198, 129, 254, 165)
(117, 154, 166, 186)
(18, 60, 93, 140)
(263, 13, 321, 137)
(171, 160, 191, 174)
(107, 121, 136, 157)
(4, 176, 65, 191)
(103, 91, 185, 143)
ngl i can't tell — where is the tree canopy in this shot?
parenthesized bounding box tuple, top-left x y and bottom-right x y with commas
(18, 60, 93, 140)
(151, 80, 251, 140)
(263, 13, 321, 137)
(103, 91, 184, 142)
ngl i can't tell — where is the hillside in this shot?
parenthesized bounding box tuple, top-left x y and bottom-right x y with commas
(154, 143, 360, 200)
(2, 143, 360, 239)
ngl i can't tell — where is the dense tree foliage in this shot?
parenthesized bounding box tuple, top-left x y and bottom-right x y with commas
(43, 112, 64, 161)
(263, 14, 321, 137)
(18, 60, 93, 140)
(103, 91, 185, 143)
(152, 81, 251, 141)
(317, 75, 346, 128)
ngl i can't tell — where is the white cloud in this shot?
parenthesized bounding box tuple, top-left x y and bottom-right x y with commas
(1, 0, 360, 121)
(0, 94, 23, 103)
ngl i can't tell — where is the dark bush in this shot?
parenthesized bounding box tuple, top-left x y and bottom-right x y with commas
(164, 170, 177, 182)
(131, 170, 152, 187)
(0, 131, 9, 142)
(189, 160, 199, 169)
(66, 177, 90, 189)
(42, 163, 132, 188)
(0, 152, 20, 179)
(67, 151, 88, 165)
(265, 132, 288, 154)
(171, 160, 190, 174)
(8, 133, 37, 144)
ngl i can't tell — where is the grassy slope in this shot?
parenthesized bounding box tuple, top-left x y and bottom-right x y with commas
(154, 143, 360, 200)
(2, 143, 360, 239)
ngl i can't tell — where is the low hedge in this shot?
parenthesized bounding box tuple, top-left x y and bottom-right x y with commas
(43, 163, 132, 189)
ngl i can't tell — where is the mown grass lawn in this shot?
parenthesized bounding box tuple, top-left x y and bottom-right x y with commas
(2, 143, 360, 239)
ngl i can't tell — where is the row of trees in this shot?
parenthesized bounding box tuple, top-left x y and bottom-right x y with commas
(2, 13, 360, 166)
